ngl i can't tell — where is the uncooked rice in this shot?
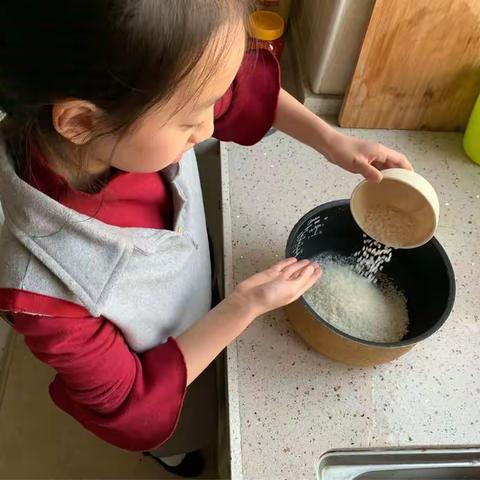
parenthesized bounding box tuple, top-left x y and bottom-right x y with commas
(364, 206, 415, 247)
(304, 253, 409, 343)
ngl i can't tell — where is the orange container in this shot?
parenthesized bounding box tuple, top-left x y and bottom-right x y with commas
(249, 10, 285, 60)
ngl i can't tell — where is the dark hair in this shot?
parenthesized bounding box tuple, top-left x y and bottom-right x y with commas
(0, 0, 251, 171)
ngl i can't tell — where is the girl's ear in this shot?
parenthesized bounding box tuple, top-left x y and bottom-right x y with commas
(52, 100, 102, 144)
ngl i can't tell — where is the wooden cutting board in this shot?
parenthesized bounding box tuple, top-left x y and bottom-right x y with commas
(339, 0, 480, 131)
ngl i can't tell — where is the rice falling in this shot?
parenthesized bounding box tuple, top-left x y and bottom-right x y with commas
(353, 236, 393, 283)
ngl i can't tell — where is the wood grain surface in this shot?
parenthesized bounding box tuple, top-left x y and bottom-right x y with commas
(340, 0, 480, 131)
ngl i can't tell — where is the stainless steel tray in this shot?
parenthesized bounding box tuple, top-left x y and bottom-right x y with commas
(317, 446, 480, 480)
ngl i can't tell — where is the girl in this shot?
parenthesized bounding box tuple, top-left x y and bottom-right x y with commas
(0, 0, 411, 476)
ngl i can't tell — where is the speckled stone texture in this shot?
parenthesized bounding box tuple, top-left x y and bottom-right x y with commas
(223, 129, 480, 480)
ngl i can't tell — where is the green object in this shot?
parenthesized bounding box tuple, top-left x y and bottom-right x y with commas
(463, 92, 480, 165)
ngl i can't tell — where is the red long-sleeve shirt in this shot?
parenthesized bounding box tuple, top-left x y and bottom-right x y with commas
(0, 50, 280, 451)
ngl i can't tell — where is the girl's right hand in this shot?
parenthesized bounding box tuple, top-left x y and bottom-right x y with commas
(229, 258, 321, 318)
(178, 258, 321, 385)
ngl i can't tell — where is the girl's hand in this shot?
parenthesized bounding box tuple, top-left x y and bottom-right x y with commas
(325, 131, 413, 183)
(178, 258, 320, 385)
(228, 258, 321, 318)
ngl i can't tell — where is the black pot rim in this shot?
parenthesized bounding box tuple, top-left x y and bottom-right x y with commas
(285, 199, 456, 349)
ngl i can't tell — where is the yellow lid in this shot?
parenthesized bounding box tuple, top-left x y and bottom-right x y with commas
(249, 10, 285, 41)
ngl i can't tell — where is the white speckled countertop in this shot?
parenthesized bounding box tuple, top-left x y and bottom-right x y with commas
(220, 128, 480, 480)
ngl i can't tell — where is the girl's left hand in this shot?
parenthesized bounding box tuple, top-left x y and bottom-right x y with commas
(324, 131, 413, 183)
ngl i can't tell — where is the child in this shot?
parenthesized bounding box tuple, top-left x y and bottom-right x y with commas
(0, 0, 411, 476)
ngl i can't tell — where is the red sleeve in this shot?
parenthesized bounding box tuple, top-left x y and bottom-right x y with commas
(213, 49, 280, 146)
(13, 311, 187, 451)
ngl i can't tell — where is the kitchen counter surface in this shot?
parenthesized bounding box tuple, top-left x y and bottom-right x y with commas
(221, 127, 480, 479)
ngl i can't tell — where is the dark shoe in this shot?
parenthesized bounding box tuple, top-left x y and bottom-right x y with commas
(142, 450, 205, 478)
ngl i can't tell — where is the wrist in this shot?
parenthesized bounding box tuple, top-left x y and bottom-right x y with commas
(221, 291, 259, 324)
(316, 125, 342, 159)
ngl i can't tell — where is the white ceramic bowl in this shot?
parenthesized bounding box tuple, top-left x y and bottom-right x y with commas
(350, 168, 440, 249)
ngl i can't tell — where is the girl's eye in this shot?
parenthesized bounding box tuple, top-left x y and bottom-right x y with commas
(182, 123, 200, 130)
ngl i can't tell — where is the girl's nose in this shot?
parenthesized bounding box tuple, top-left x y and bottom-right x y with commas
(189, 114, 214, 145)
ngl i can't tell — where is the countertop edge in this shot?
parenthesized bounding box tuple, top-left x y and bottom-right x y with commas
(220, 142, 244, 480)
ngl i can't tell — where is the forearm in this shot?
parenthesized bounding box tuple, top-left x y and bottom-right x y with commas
(273, 88, 339, 155)
(176, 296, 255, 385)
(178, 256, 323, 386)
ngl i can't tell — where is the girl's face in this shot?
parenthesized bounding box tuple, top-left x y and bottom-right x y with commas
(56, 23, 246, 177)
(110, 36, 244, 173)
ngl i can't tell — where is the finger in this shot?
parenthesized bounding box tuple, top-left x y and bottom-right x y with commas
(281, 259, 312, 278)
(359, 157, 383, 183)
(290, 262, 321, 281)
(304, 265, 322, 286)
(299, 270, 323, 296)
(291, 264, 322, 293)
(242, 258, 301, 288)
(367, 147, 387, 166)
(385, 151, 413, 170)
(291, 261, 320, 279)
(241, 260, 294, 287)
(270, 257, 298, 272)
